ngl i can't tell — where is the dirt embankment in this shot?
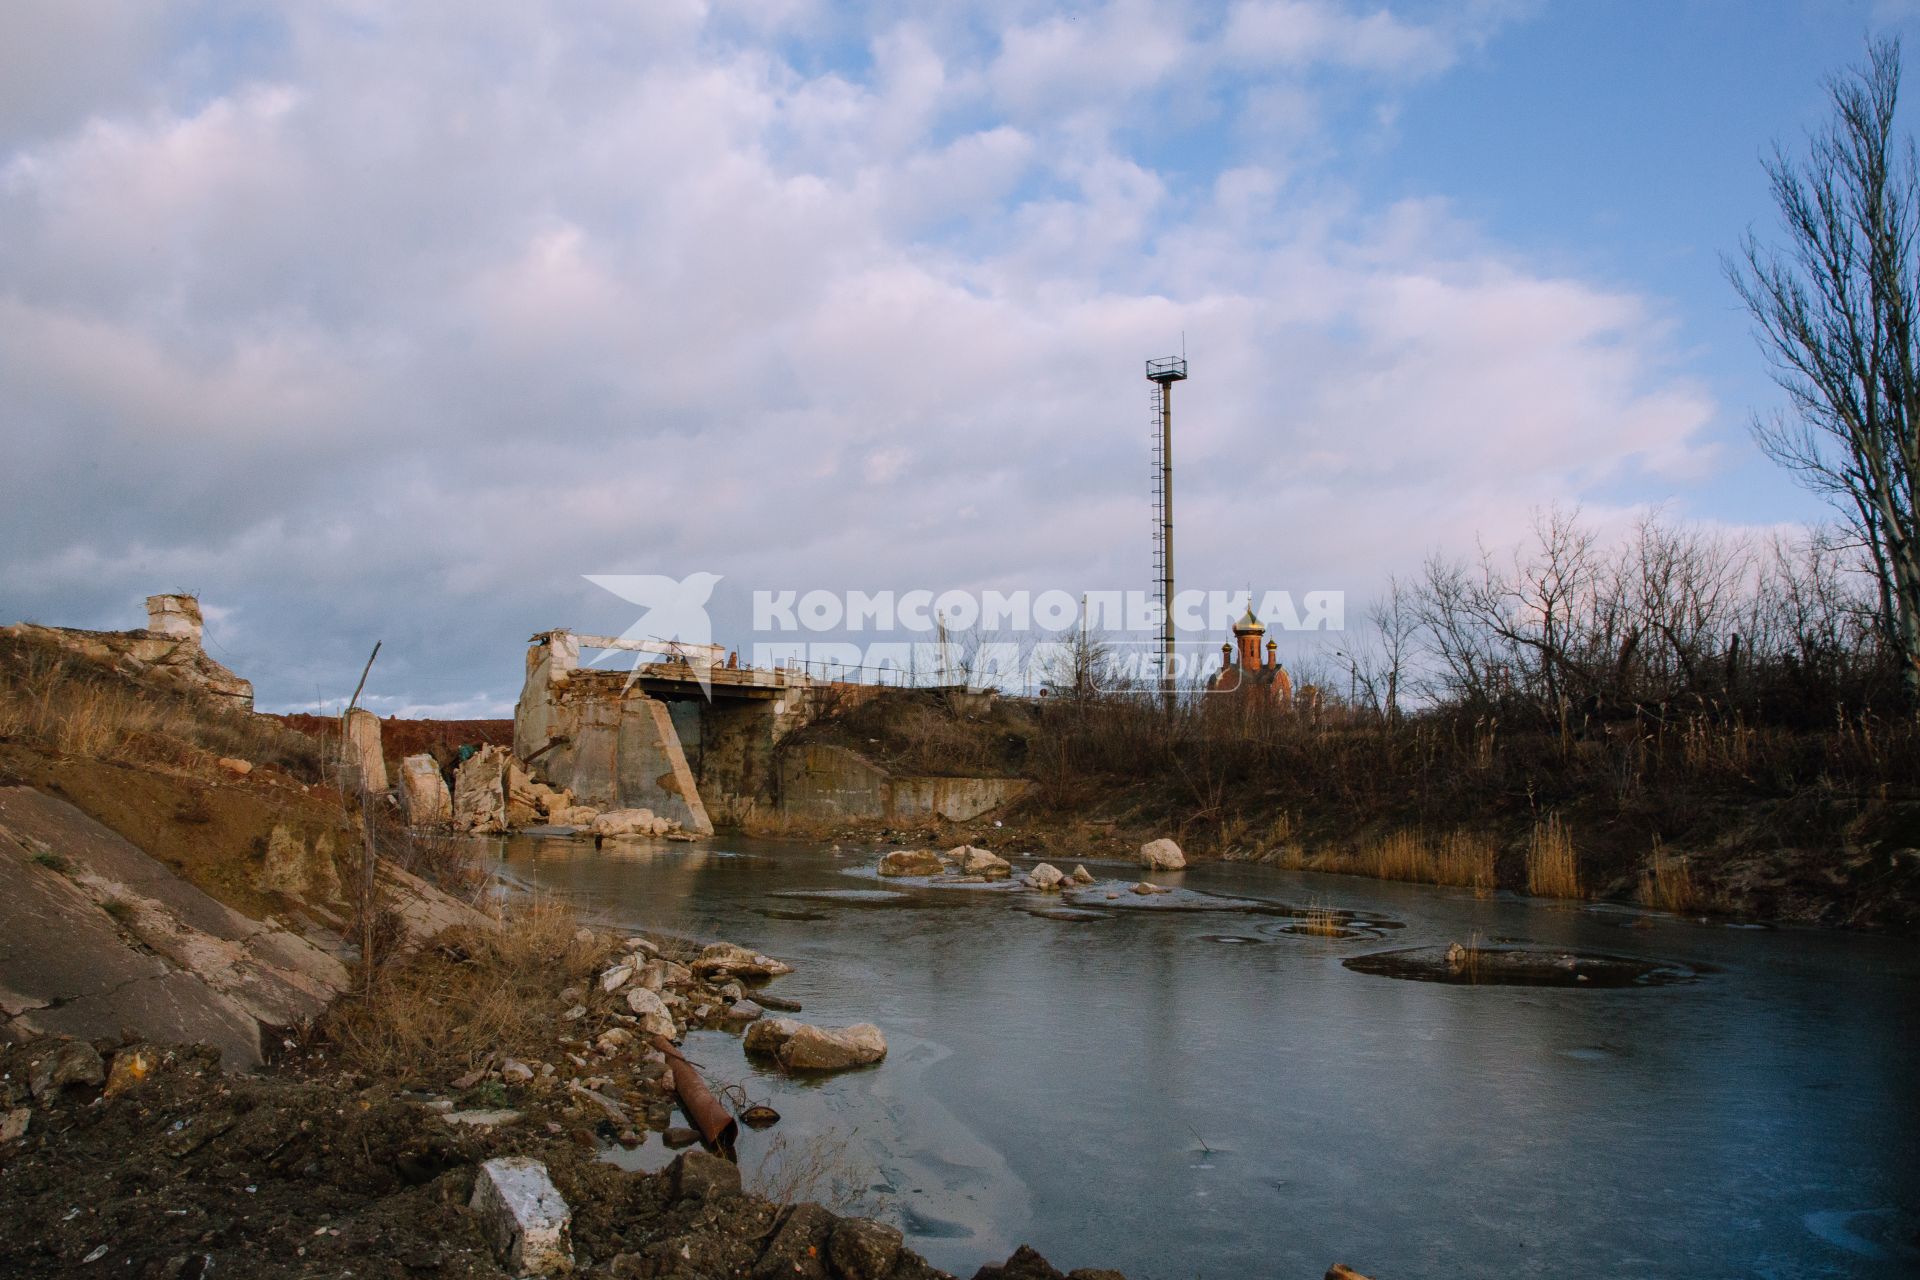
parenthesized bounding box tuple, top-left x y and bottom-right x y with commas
(2, 1037, 1117, 1280)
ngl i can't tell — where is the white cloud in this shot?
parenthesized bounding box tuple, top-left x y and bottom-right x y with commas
(0, 0, 1727, 708)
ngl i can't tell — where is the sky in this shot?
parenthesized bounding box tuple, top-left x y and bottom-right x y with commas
(3, 0, 1917, 715)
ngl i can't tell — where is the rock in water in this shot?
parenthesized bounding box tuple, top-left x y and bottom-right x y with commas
(777, 1023, 887, 1072)
(1071, 864, 1094, 884)
(743, 1017, 802, 1057)
(877, 849, 944, 877)
(1026, 862, 1066, 890)
(591, 808, 674, 837)
(470, 1157, 572, 1276)
(692, 942, 792, 980)
(955, 846, 1013, 878)
(1139, 837, 1186, 870)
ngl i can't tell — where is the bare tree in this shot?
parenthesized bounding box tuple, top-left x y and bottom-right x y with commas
(1731, 37, 1920, 705)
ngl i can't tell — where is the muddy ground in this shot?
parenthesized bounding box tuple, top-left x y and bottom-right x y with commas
(0, 1039, 1115, 1280)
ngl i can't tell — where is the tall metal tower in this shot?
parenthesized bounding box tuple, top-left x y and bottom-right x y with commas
(1146, 355, 1188, 706)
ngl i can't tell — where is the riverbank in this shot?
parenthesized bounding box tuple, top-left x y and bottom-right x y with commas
(769, 688, 1920, 933)
(0, 867, 1136, 1279)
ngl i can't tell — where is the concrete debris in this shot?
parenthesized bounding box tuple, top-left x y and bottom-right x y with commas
(591, 808, 677, 838)
(470, 1156, 573, 1276)
(453, 747, 511, 834)
(343, 708, 387, 795)
(623, 987, 676, 1040)
(399, 754, 453, 827)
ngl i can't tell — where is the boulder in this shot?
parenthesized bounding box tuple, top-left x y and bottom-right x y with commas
(956, 847, 1013, 878)
(103, 1047, 158, 1097)
(829, 1218, 904, 1280)
(1140, 837, 1186, 870)
(776, 1023, 887, 1072)
(216, 757, 253, 777)
(1025, 862, 1065, 890)
(1, 1108, 29, 1143)
(399, 754, 453, 827)
(876, 849, 944, 877)
(665, 1150, 741, 1203)
(752, 1203, 836, 1280)
(592, 809, 672, 838)
(692, 942, 792, 980)
(470, 1156, 572, 1276)
(1071, 865, 1094, 884)
(600, 962, 637, 993)
(743, 1017, 802, 1057)
(1131, 881, 1170, 896)
(624, 987, 677, 1040)
(453, 747, 510, 834)
(28, 1041, 104, 1101)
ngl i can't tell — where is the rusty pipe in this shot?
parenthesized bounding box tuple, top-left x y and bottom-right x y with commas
(654, 1037, 738, 1157)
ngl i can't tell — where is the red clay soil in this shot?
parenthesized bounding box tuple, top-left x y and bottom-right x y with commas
(274, 715, 513, 772)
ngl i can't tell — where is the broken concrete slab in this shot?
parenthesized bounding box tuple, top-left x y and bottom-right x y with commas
(0, 786, 350, 1068)
(399, 754, 452, 827)
(471, 1156, 572, 1276)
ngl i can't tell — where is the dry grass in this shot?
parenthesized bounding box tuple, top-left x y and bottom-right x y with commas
(321, 898, 612, 1081)
(1526, 813, 1583, 899)
(1638, 838, 1699, 913)
(1298, 900, 1345, 936)
(748, 1129, 875, 1215)
(0, 635, 323, 781)
(1310, 827, 1496, 893)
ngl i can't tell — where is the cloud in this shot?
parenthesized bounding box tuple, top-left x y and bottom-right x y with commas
(0, 0, 1722, 709)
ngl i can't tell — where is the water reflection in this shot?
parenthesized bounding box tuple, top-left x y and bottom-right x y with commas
(495, 835, 1920, 1279)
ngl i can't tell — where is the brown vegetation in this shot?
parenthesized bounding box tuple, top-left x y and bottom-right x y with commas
(0, 629, 323, 781)
(321, 899, 603, 1081)
(1525, 814, 1583, 900)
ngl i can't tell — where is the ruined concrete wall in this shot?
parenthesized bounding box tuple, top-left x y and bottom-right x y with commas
(513, 636, 713, 834)
(888, 774, 1032, 822)
(694, 690, 820, 825)
(774, 743, 1029, 824)
(773, 743, 891, 822)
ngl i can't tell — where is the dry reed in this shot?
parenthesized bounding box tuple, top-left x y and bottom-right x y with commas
(1638, 838, 1699, 913)
(1525, 813, 1582, 899)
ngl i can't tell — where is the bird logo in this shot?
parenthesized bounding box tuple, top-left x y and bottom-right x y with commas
(583, 572, 724, 697)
